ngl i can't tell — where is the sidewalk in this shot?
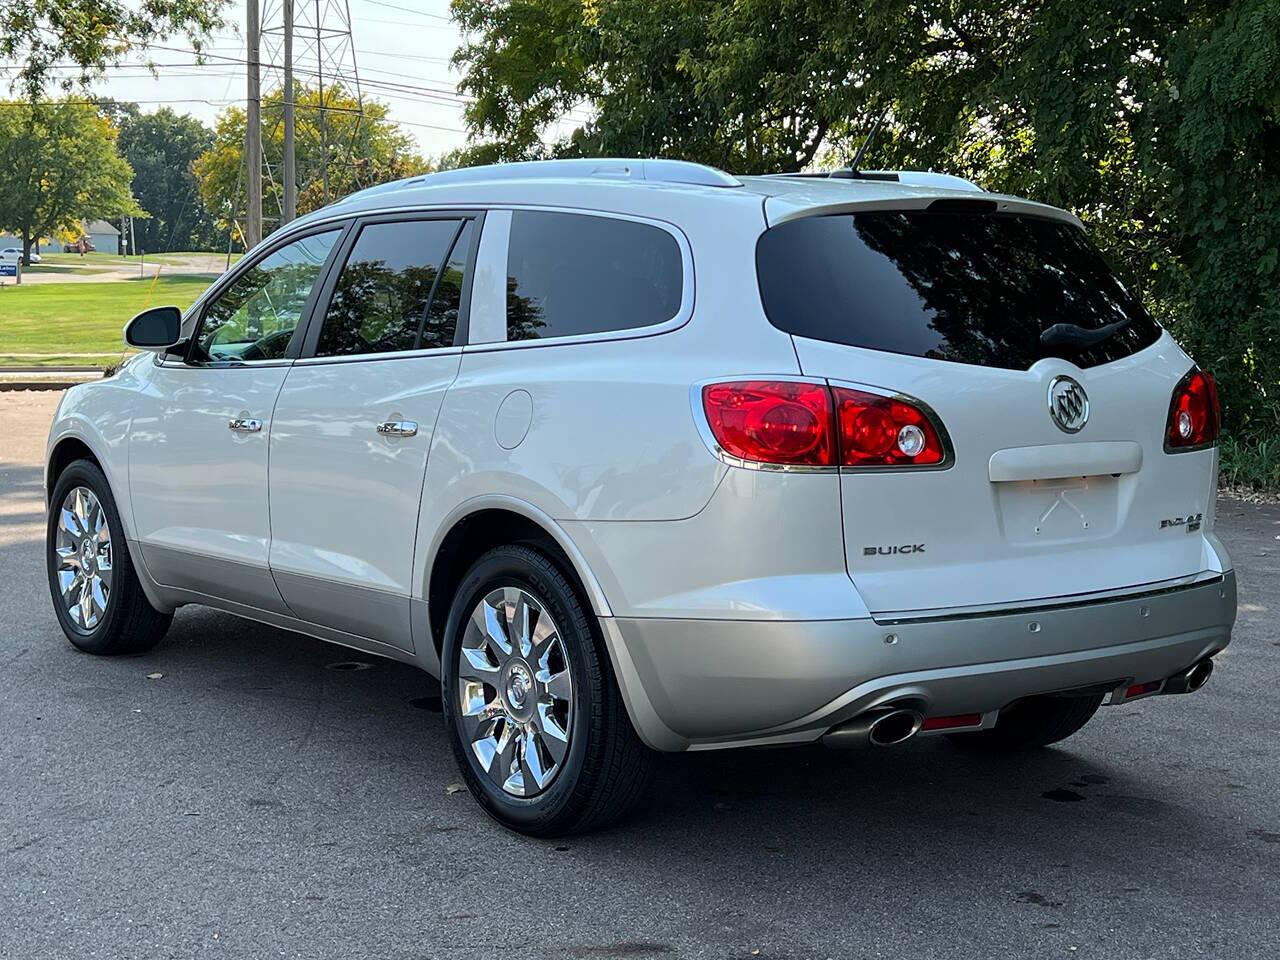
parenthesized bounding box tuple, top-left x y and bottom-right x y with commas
(0, 368, 100, 391)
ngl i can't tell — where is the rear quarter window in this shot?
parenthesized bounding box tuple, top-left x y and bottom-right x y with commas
(755, 211, 1161, 370)
(505, 211, 683, 341)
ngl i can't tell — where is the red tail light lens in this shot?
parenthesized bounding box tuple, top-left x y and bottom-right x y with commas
(832, 387, 947, 466)
(701, 380, 835, 466)
(701, 380, 949, 468)
(1165, 368, 1220, 451)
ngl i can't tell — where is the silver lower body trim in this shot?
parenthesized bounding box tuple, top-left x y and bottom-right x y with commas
(600, 571, 1236, 752)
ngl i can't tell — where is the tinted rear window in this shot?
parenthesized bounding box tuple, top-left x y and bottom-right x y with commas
(506, 211, 683, 341)
(756, 212, 1161, 370)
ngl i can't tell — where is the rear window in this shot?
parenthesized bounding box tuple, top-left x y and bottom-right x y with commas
(756, 211, 1161, 370)
(506, 211, 683, 341)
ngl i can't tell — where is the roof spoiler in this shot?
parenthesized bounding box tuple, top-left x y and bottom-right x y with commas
(768, 169, 984, 193)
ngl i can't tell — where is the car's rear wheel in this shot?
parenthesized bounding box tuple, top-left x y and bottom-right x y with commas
(948, 693, 1104, 750)
(441, 544, 654, 836)
(46, 460, 172, 655)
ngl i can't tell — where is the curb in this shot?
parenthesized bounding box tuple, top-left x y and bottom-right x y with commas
(0, 369, 102, 392)
(0, 380, 90, 392)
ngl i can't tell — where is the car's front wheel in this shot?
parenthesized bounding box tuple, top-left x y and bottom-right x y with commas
(46, 459, 172, 655)
(441, 544, 654, 836)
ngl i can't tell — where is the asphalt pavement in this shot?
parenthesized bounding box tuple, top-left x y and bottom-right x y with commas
(2, 390, 1278, 960)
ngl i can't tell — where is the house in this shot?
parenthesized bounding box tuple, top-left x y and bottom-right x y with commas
(83, 220, 121, 255)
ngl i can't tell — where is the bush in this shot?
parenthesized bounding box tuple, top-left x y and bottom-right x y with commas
(1218, 435, 1280, 495)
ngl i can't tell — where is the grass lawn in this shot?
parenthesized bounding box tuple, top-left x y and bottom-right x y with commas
(0, 275, 213, 360)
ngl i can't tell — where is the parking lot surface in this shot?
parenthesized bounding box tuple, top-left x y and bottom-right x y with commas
(2, 390, 1278, 959)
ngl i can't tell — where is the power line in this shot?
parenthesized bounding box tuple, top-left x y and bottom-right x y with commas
(358, 0, 452, 22)
(13, 59, 473, 101)
(0, 97, 245, 107)
(11, 58, 595, 125)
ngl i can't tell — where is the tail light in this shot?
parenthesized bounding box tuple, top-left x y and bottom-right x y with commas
(1165, 368, 1219, 451)
(832, 387, 947, 467)
(700, 380, 948, 468)
(701, 380, 835, 466)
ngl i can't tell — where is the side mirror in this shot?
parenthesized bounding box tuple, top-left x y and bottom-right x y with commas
(124, 305, 184, 352)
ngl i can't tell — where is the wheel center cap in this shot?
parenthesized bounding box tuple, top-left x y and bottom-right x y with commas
(80, 539, 95, 571)
(505, 662, 532, 710)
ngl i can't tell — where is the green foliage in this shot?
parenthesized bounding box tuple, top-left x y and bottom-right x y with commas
(0, 98, 142, 262)
(193, 84, 433, 240)
(115, 106, 221, 253)
(452, 0, 1280, 464)
(1219, 435, 1280, 494)
(0, 0, 228, 100)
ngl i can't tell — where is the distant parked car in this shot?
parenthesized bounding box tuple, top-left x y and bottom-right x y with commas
(1, 247, 40, 264)
(63, 239, 93, 254)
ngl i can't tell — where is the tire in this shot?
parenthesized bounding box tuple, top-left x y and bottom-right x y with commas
(441, 544, 655, 836)
(947, 694, 1104, 751)
(46, 459, 172, 655)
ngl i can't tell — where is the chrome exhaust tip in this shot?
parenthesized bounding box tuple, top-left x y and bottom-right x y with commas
(1164, 658, 1214, 695)
(869, 708, 925, 746)
(822, 707, 924, 749)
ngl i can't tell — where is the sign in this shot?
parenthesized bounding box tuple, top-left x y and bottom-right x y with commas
(0, 263, 17, 278)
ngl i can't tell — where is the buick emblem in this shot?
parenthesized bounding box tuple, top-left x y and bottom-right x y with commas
(1047, 375, 1089, 433)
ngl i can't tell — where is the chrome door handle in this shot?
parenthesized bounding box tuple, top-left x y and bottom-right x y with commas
(376, 420, 418, 438)
(228, 417, 263, 433)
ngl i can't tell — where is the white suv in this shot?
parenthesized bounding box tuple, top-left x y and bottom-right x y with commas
(44, 159, 1236, 835)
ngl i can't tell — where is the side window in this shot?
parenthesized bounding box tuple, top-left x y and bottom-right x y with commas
(505, 211, 683, 341)
(315, 218, 467, 357)
(194, 229, 341, 363)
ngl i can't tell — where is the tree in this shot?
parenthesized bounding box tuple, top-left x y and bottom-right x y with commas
(193, 84, 433, 241)
(116, 106, 219, 253)
(0, 98, 141, 263)
(450, 0, 1280, 444)
(0, 0, 228, 100)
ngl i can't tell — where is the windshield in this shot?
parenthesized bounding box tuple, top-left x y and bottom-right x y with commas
(756, 211, 1161, 370)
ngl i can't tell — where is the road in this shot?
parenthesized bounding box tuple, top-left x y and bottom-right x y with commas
(11, 254, 227, 285)
(2, 390, 1278, 960)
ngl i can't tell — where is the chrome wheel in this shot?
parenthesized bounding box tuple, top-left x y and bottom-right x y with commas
(456, 586, 574, 798)
(53, 486, 113, 632)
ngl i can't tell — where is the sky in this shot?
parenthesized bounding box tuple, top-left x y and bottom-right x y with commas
(23, 0, 485, 157)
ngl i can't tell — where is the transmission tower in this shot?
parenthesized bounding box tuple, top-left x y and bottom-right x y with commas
(258, 0, 374, 230)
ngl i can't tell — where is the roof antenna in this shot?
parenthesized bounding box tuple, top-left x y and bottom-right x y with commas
(847, 105, 889, 178)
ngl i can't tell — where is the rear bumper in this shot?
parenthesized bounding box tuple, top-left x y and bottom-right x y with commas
(599, 571, 1236, 751)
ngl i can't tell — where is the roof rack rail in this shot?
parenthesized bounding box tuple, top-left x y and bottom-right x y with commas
(420, 158, 742, 189)
(768, 169, 984, 193)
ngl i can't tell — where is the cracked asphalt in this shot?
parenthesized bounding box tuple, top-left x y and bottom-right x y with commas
(2, 390, 1278, 960)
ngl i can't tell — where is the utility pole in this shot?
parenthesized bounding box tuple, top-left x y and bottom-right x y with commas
(227, 141, 246, 272)
(246, 0, 263, 248)
(282, 0, 296, 224)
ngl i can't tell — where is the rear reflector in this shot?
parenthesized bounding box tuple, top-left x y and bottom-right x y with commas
(1165, 368, 1219, 451)
(701, 380, 948, 469)
(1125, 680, 1163, 699)
(920, 713, 982, 731)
